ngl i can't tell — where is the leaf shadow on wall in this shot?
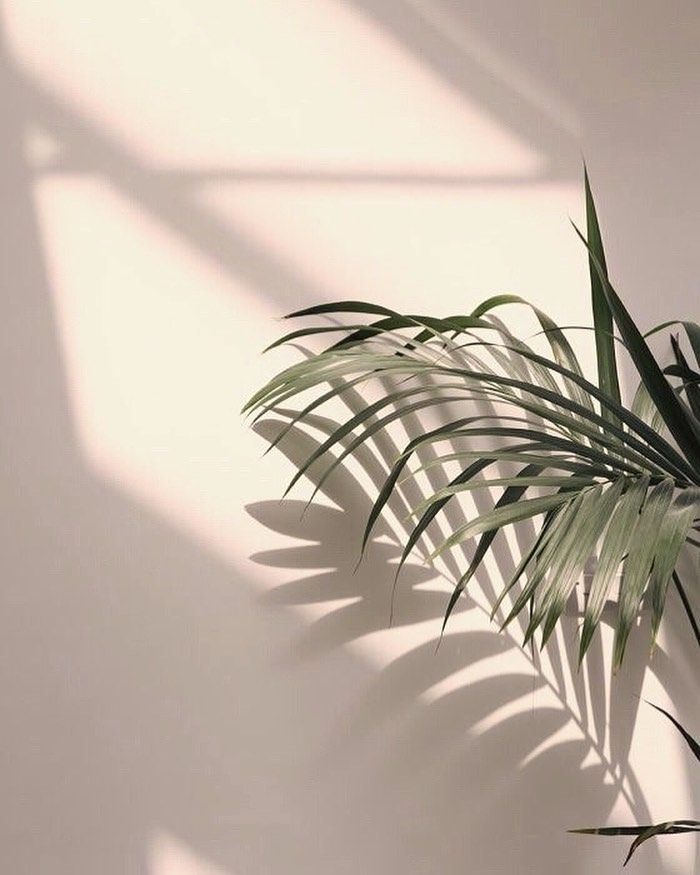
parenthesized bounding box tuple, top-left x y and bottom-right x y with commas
(248, 394, 670, 872)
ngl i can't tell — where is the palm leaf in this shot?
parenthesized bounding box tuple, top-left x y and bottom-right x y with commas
(499, 497, 583, 629)
(647, 488, 700, 645)
(534, 480, 626, 647)
(645, 701, 700, 762)
(584, 166, 622, 412)
(428, 491, 578, 561)
(573, 223, 700, 471)
(613, 479, 675, 670)
(670, 334, 700, 419)
(570, 821, 700, 866)
(578, 476, 648, 662)
(438, 464, 564, 632)
(248, 172, 700, 674)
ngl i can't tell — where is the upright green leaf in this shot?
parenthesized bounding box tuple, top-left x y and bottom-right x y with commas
(584, 167, 622, 413)
(670, 333, 700, 419)
(573, 223, 700, 473)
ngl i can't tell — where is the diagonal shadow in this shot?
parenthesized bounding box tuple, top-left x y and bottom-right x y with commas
(17, 62, 570, 332)
(3, 32, 444, 875)
(248, 388, 666, 871)
(345, 0, 579, 182)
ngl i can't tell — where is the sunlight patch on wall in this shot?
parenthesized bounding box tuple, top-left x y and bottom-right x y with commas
(24, 122, 64, 167)
(197, 181, 593, 373)
(150, 831, 230, 875)
(6, 0, 542, 175)
(31, 173, 548, 681)
(32, 176, 288, 567)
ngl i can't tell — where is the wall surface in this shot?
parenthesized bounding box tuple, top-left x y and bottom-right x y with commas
(2, 2, 698, 873)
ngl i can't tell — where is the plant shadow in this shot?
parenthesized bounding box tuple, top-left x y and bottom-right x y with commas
(248, 397, 669, 872)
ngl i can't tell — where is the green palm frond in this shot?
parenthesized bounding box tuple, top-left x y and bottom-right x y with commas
(243, 172, 700, 675)
(245, 170, 700, 867)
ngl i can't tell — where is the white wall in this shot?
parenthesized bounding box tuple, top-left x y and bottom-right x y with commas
(1, 2, 698, 873)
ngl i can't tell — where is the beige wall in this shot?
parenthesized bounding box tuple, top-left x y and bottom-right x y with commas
(2, 2, 698, 873)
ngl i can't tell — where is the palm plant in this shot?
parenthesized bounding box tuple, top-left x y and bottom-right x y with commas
(244, 170, 700, 865)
